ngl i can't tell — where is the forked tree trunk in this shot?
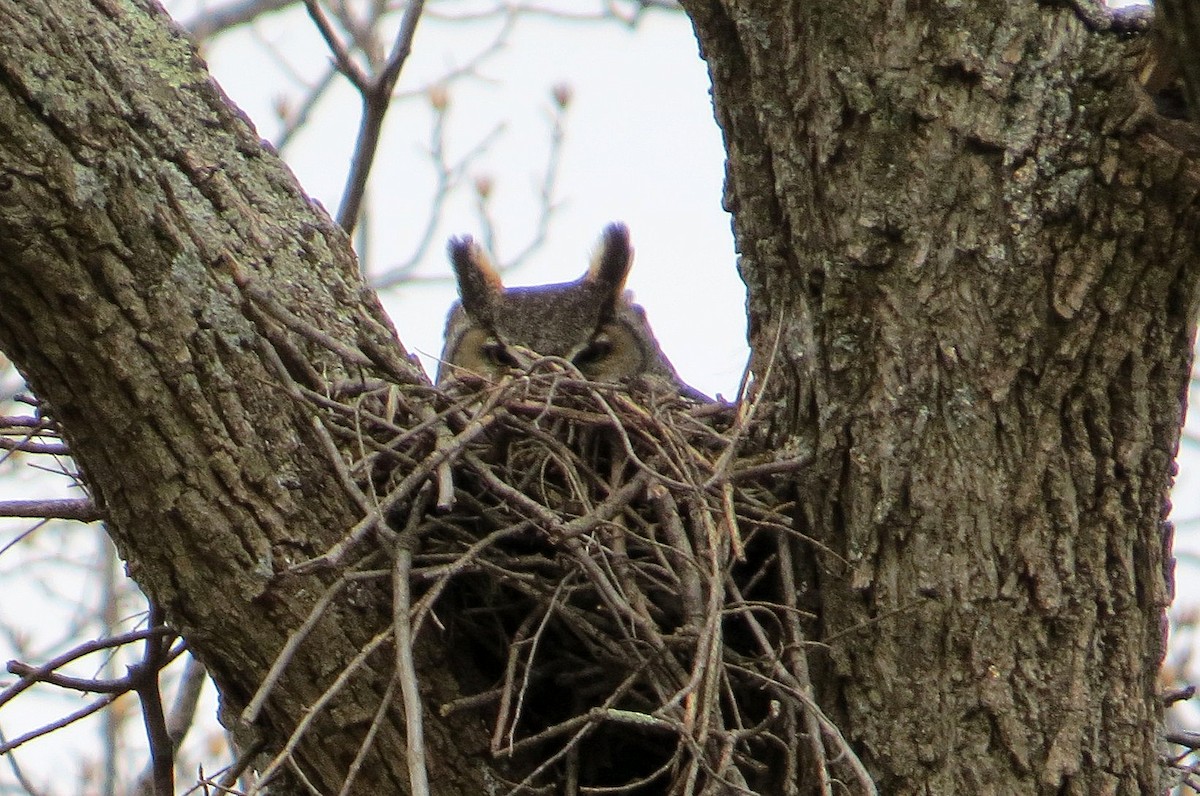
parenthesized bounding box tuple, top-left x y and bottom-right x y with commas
(0, 0, 1196, 794)
(682, 1, 1198, 792)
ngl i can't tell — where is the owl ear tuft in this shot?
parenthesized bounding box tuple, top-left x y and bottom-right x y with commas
(583, 223, 633, 302)
(448, 236, 502, 324)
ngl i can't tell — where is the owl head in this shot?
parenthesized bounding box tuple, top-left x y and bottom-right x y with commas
(437, 223, 695, 396)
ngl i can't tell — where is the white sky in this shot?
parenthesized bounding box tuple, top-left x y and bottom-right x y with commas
(197, 2, 749, 399)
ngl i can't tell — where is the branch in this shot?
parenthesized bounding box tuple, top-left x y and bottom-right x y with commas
(0, 498, 101, 521)
(302, 0, 369, 90)
(135, 603, 174, 796)
(0, 694, 119, 755)
(388, 487, 431, 796)
(133, 655, 210, 796)
(0, 725, 49, 796)
(0, 437, 69, 455)
(305, 0, 428, 233)
(0, 628, 183, 758)
(0, 626, 174, 710)
(184, 0, 301, 41)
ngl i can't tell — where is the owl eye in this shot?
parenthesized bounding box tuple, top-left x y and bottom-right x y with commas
(482, 341, 520, 368)
(573, 334, 613, 368)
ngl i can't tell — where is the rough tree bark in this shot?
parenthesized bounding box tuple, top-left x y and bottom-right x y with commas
(0, 0, 1195, 794)
(681, 1, 1198, 793)
(0, 2, 488, 791)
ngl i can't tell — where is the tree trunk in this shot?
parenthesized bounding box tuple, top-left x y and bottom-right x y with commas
(682, 0, 1196, 792)
(0, 0, 1195, 794)
(0, 1, 490, 791)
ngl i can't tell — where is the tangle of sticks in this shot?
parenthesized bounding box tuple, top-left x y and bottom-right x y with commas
(301, 353, 874, 796)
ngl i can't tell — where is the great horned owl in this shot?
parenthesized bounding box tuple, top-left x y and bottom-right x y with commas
(437, 223, 700, 398)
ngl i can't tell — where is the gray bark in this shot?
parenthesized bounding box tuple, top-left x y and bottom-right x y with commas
(0, 1, 487, 791)
(682, 0, 1197, 792)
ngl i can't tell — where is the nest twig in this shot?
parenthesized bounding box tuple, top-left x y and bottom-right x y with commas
(221, 264, 871, 793)
(282, 351, 871, 795)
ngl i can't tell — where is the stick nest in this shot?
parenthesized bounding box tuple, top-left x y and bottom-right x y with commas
(327, 359, 851, 794)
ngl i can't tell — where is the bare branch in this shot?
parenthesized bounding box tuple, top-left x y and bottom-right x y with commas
(0, 498, 101, 521)
(1, 627, 174, 709)
(0, 437, 69, 455)
(0, 693, 119, 755)
(0, 725, 50, 796)
(387, 487, 432, 796)
(303, 0, 369, 90)
(133, 656, 210, 796)
(135, 603, 175, 796)
(329, 0, 427, 233)
(184, 0, 301, 41)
